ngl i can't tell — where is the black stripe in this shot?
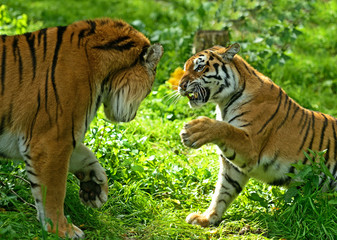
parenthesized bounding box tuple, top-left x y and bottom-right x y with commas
(263, 151, 279, 172)
(29, 91, 41, 140)
(77, 29, 86, 47)
(12, 37, 18, 62)
(277, 98, 292, 130)
(70, 32, 74, 44)
(37, 28, 47, 60)
(0, 115, 5, 135)
(299, 111, 309, 135)
(228, 111, 249, 124)
(332, 121, 337, 162)
(242, 62, 252, 74)
(220, 192, 232, 198)
(325, 139, 330, 162)
(291, 105, 300, 120)
(95, 95, 102, 113)
(257, 88, 282, 134)
(213, 84, 225, 97)
(283, 94, 289, 109)
(86, 20, 97, 35)
(224, 173, 242, 193)
(45, 67, 49, 113)
(227, 152, 236, 161)
(25, 160, 32, 167)
(307, 111, 316, 150)
(298, 114, 312, 154)
(221, 183, 230, 190)
(252, 70, 264, 84)
(213, 63, 219, 76)
(29, 181, 39, 188)
(51, 26, 67, 118)
(24, 33, 37, 80)
(223, 80, 246, 117)
(11, 37, 23, 83)
(27, 170, 38, 176)
(297, 109, 305, 127)
(319, 114, 328, 151)
(16, 44, 23, 84)
(221, 65, 229, 80)
(71, 113, 76, 148)
(93, 36, 135, 51)
(88, 161, 99, 167)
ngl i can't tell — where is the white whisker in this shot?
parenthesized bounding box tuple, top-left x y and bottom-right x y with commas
(163, 90, 182, 105)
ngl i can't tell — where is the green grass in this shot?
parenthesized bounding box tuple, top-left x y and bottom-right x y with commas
(1, 0, 337, 239)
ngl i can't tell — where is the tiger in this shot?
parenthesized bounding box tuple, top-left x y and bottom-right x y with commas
(178, 43, 337, 227)
(0, 18, 163, 238)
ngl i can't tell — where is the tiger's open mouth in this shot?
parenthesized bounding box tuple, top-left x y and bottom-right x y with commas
(186, 92, 199, 101)
(183, 88, 210, 105)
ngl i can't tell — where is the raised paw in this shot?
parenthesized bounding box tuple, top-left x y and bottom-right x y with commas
(75, 168, 108, 208)
(180, 117, 217, 149)
(69, 144, 109, 208)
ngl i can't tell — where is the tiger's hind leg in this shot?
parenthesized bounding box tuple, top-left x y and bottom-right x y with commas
(20, 136, 84, 239)
(186, 155, 249, 227)
(69, 143, 108, 208)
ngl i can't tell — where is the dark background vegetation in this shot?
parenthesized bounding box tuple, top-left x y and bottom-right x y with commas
(1, 0, 337, 239)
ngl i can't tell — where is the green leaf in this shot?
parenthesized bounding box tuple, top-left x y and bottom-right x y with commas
(328, 199, 337, 205)
(284, 187, 299, 203)
(247, 192, 268, 208)
(131, 164, 145, 173)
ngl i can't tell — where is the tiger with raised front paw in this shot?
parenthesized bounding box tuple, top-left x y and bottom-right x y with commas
(179, 43, 337, 227)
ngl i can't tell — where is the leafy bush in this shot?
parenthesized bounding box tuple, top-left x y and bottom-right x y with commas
(0, 4, 42, 34)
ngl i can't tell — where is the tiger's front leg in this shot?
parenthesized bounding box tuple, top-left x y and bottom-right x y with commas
(180, 116, 258, 166)
(21, 136, 84, 239)
(69, 143, 108, 208)
(186, 156, 249, 227)
(180, 117, 253, 227)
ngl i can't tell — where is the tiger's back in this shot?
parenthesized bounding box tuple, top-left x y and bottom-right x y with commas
(178, 43, 337, 227)
(218, 55, 337, 185)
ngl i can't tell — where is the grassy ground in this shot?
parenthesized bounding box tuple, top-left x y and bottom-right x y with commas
(1, 0, 337, 239)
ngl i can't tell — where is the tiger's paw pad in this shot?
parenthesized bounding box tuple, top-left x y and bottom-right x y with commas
(76, 170, 108, 208)
(186, 213, 210, 227)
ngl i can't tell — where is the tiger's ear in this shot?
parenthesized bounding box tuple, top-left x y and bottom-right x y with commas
(143, 43, 164, 69)
(221, 43, 240, 61)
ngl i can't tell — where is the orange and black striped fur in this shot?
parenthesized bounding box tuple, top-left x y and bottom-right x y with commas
(179, 43, 337, 227)
(0, 18, 163, 238)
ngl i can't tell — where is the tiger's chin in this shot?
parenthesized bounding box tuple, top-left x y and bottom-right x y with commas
(104, 107, 138, 123)
(188, 100, 206, 109)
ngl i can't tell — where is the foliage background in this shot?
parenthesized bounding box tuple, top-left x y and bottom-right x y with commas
(1, 0, 337, 239)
